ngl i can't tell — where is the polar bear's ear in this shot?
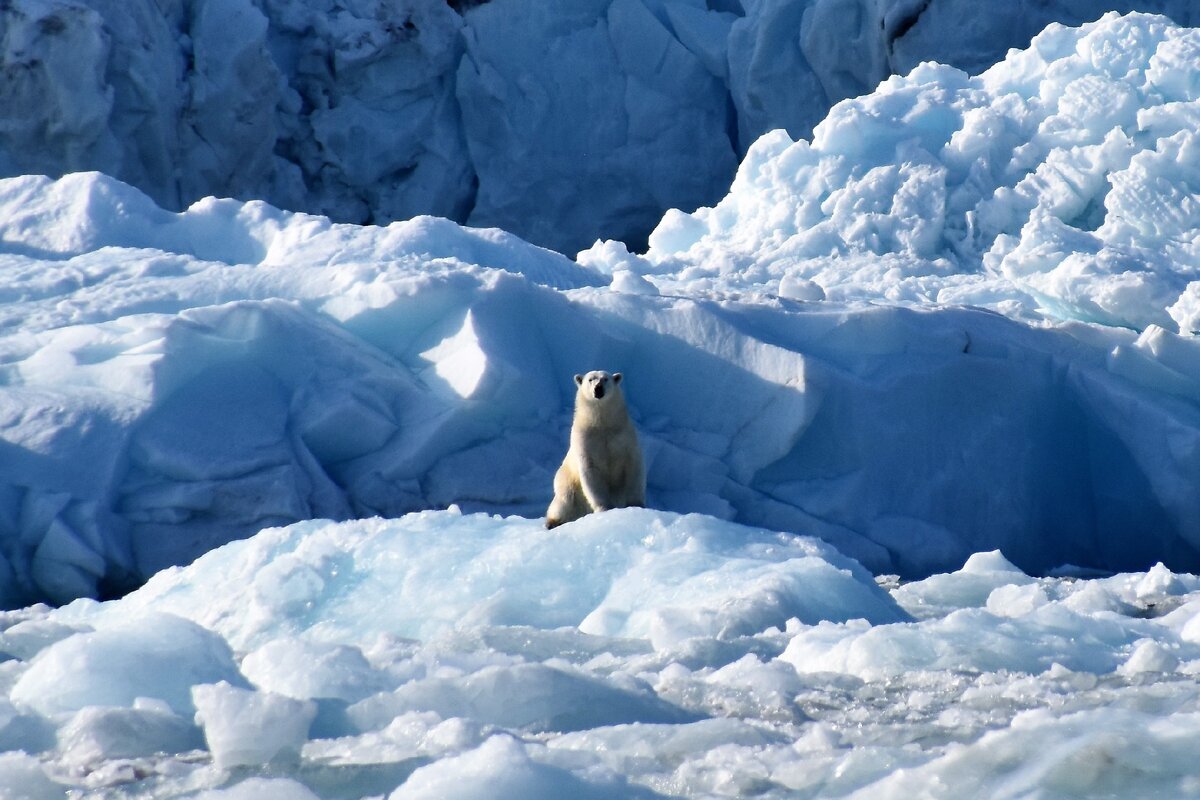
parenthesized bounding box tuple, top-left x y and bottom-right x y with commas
(613, 373, 622, 384)
(574, 374, 584, 386)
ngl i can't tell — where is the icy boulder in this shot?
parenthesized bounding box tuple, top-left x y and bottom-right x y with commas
(192, 682, 317, 768)
(9, 612, 246, 717)
(633, 12, 1200, 334)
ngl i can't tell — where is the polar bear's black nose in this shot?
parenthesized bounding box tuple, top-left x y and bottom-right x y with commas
(594, 384, 605, 399)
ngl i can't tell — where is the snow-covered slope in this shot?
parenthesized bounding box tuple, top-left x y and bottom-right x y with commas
(4, 510, 1200, 797)
(4, 0, 1200, 254)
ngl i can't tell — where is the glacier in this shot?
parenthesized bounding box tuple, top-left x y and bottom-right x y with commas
(1, 8, 1200, 798)
(4, 0, 1200, 254)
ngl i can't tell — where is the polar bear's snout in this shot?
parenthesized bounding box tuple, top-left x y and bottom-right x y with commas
(575, 370, 620, 401)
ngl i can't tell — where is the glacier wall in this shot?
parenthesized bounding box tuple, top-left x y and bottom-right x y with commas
(3, 0, 1200, 255)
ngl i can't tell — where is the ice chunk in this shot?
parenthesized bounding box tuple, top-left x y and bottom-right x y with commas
(58, 702, 203, 767)
(348, 662, 697, 734)
(192, 681, 317, 769)
(10, 613, 245, 717)
(778, 274, 825, 302)
(192, 778, 321, 800)
(963, 551, 1026, 574)
(986, 583, 1052, 618)
(1136, 562, 1186, 600)
(1120, 639, 1180, 675)
(388, 735, 663, 800)
(240, 638, 389, 704)
(610, 270, 660, 296)
(893, 551, 1035, 620)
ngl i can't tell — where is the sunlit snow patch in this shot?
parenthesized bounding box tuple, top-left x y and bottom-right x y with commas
(420, 311, 488, 398)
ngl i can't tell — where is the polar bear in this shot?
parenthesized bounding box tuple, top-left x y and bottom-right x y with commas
(545, 370, 645, 529)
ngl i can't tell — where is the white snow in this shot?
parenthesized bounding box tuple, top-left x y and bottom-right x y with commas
(0, 8, 1199, 799)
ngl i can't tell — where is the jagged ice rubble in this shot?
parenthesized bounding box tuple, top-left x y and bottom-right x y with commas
(1, 9, 1200, 799)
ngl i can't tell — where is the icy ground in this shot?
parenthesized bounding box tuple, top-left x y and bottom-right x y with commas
(2, 10, 1200, 797)
(3, 509, 1200, 797)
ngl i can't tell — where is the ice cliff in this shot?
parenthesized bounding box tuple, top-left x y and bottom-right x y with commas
(3, 0, 1200, 254)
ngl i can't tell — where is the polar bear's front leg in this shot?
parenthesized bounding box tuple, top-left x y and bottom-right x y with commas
(578, 457, 611, 513)
(546, 462, 588, 529)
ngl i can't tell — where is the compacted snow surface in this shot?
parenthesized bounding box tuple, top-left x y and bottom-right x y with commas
(2, 9, 1200, 798)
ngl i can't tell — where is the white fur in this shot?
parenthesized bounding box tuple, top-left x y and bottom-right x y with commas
(545, 370, 645, 529)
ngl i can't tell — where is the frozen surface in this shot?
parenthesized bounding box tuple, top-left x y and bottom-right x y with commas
(0, 10, 1199, 797)
(2, 511, 1200, 797)
(3, 0, 1200, 253)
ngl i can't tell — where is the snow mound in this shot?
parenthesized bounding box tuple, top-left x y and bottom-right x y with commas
(616, 12, 1200, 334)
(85, 509, 905, 652)
(0, 173, 601, 289)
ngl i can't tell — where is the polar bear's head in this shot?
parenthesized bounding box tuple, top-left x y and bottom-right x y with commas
(575, 370, 623, 402)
